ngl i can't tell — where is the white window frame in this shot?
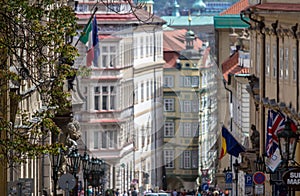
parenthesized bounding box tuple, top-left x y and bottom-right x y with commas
(164, 150, 174, 168)
(101, 44, 117, 68)
(163, 75, 174, 87)
(183, 151, 191, 168)
(164, 99, 174, 111)
(164, 122, 174, 137)
(184, 76, 191, 87)
(184, 123, 192, 137)
(183, 101, 191, 113)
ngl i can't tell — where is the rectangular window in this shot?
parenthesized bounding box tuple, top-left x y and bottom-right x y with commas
(273, 44, 277, 78)
(183, 151, 191, 168)
(279, 47, 283, 78)
(164, 150, 174, 168)
(94, 96, 99, 110)
(101, 45, 117, 68)
(84, 96, 88, 110)
(110, 54, 116, 67)
(102, 55, 108, 68)
(109, 131, 114, 148)
(95, 87, 100, 93)
(102, 95, 107, 110)
(102, 132, 107, 148)
(191, 76, 199, 87)
(101, 131, 116, 149)
(110, 95, 115, 110)
(146, 81, 150, 100)
(163, 76, 174, 87)
(164, 122, 174, 137)
(140, 37, 144, 58)
(102, 86, 108, 93)
(293, 48, 297, 81)
(183, 101, 191, 113)
(184, 123, 192, 137)
(164, 99, 174, 111)
(184, 76, 191, 87)
(141, 83, 144, 101)
(266, 44, 270, 76)
(285, 47, 289, 79)
(94, 131, 99, 149)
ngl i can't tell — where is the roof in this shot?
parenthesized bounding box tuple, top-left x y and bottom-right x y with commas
(250, 3, 300, 12)
(77, 9, 166, 25)
(214, 0, 250, 29)
(220, 0, 249, 15)
(161, 16, 214, 27)
(222, 52, 249, 81)
(163, 29, 203, 68)
(214, 15, 249, 29)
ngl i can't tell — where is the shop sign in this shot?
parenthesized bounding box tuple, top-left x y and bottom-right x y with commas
(282, 168, 300, 188)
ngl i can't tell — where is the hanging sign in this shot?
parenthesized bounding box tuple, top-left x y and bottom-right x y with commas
(282, 168, 300, 188)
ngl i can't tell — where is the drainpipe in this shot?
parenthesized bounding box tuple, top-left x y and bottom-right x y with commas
(291, 24, 299, 112)
(240, 10, 251, 27)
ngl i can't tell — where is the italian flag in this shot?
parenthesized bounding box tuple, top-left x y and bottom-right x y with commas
(79, 16, 99, 66)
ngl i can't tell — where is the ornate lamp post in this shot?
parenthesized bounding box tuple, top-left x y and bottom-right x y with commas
(68, 148, 81, 196)
(100, 160, 106, 195)
(277, 120, 299, 167)
(233, 160, 240, 196)
(81, 152, 91, 196)
(52, 149, 62, 196)
(277, 120, 299, 195)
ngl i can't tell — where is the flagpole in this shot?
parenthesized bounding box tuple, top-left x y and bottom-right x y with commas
(75, 6, 98, 47)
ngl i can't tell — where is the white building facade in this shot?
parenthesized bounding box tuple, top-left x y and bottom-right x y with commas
(74, 0, 165, 192)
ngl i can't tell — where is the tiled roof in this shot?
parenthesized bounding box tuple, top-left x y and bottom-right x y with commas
(220, 0, 249, 15)
(222, 52, 249, 81)
(163, 29, 203, 68)
(251, 3, 300, 11)
(77, 9, 166, 24)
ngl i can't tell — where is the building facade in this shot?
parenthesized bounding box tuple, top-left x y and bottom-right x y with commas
(74, 0, 166, 192)
(162, 24, 219, 191)
(242, 0, 300, 195)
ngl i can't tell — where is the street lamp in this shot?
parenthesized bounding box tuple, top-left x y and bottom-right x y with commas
(277, 120, 299, 167)
(233, 159, 240, 196)
(100, 160, 106, 195)
(52, 148, 62, 196)
(81, 151, 91, 196)
(68, 148, 81, 196)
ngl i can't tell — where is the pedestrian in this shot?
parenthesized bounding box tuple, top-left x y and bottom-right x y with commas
(116, 189, 120, 196)
(132, 187, 137, 196)
(172, 189, 178, 196)
(123, 190, 128, 196)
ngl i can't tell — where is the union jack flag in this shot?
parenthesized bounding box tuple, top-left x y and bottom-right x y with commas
(266, 109, 285, 157)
